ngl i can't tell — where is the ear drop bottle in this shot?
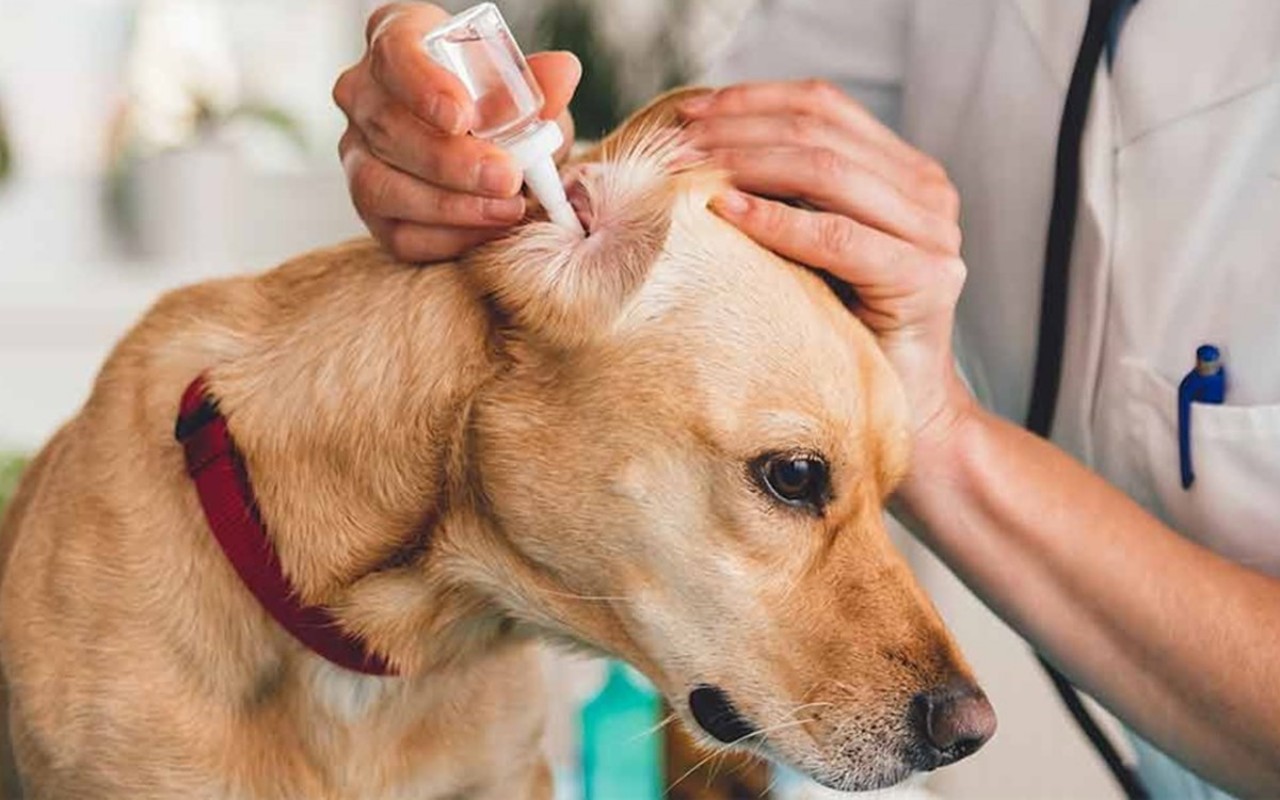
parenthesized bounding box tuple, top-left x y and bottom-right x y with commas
(424, 2, 584, 235)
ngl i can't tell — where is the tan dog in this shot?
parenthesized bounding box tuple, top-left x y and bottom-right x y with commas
(0, 90, 994, 799)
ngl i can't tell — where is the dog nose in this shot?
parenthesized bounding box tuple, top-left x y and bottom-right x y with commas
(912, 679, 996, 766)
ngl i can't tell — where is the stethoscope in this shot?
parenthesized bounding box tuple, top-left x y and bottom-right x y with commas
(1025, 1, 1156, 798)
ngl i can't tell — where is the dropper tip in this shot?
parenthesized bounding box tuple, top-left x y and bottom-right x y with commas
(546, 200, 587, 236)
(521, 154, 586, 236)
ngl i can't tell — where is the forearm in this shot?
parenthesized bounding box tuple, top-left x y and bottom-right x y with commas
(899, 405, 1280, 796)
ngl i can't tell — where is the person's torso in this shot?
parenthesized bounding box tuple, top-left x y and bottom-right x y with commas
(904, 0, 1280, 578)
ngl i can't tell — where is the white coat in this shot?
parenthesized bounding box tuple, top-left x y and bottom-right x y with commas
(707, 1, 1280, 797)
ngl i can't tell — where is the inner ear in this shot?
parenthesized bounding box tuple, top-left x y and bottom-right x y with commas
(463, 90, 715, 351)
(464, 171, 674, 351)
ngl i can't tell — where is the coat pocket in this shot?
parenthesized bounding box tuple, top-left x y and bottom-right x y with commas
(1119, 357, 1280, 576)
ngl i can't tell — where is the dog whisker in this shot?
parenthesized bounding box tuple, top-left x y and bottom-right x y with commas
(628, 711, 679, 743)
(761, 761, 783, 799)
(705, 749, 727, 788)
(782, 700, 834, 720)
(666, 717, 814, 793)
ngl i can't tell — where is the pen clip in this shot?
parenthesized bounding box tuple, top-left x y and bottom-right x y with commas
(1177, 345, 1226, 489)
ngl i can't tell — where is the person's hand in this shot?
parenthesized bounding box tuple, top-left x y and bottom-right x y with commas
(334, 3, 581, 263)
(679, 80, 975, 464)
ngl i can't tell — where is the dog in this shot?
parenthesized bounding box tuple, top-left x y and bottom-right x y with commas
(0, 89, 994, 799)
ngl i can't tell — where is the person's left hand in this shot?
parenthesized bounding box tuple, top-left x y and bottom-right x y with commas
(678, 80, 971, 463)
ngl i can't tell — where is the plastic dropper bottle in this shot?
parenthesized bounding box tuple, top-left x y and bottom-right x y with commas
(424, 3, 584, 235)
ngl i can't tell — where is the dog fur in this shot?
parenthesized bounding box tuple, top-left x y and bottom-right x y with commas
(0, 89, 989, 799)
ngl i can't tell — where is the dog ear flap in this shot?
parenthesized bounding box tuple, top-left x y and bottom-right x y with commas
(465, 87, 713, 351)
(573, 86, 713, 165)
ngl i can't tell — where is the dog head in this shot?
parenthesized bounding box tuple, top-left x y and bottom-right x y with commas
(443, 89, 996, 790)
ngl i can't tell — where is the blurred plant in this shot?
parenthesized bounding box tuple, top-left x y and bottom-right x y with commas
(107, 90, 306, 174)
(533, 0, 699, 140)
(653, 0, 699, 100)
(535, 0, 623, 140)
(104, 0, 305, 235)
(0, 99, 12, 185)
(105, 92, 306, 239)
(0, 454, 27, 520)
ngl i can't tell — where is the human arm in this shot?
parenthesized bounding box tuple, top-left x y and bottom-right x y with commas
(333, 3, 580, 262)
(684, 80, 1280, 797)
(896, 384, 1280, 797)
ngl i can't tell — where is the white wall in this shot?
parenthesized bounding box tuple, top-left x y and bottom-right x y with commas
(0, 0, 369, 445)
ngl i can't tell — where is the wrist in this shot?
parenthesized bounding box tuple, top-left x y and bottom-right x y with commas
(896, 372, 985, 510)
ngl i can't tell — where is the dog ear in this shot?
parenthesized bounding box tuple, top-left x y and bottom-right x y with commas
(572, 86, 713, 165)
(464, 87, 713, 351)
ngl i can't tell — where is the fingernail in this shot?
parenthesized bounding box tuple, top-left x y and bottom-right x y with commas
(559, 51, 584, 87)
(478, 158, 519, 195)
(711, 191, 750, 216)
(428, 95, 465, 134)
(484, 196, 525, 222)
(678, 93, 714, 116)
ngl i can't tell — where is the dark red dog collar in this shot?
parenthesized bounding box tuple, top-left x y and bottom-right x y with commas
(175, 376, 395, 676)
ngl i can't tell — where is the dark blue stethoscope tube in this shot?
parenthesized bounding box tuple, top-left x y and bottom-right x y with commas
(1024, 1, 1151, 798)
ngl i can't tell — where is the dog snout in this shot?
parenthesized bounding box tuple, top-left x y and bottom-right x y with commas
(911, 679, 996, 768)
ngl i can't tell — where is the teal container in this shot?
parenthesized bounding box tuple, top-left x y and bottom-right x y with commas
(580, 660, 662, 800)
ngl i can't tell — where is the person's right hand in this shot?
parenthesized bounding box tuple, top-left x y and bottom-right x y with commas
(334, 3, 581, 263)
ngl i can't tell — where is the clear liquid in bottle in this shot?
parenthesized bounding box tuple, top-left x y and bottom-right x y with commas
(424, 4, 545, 145)
(424, 3, 583, 235)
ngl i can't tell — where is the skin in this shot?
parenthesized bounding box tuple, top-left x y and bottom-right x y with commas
(344, 4, 1280, 796)
(333, 3, 582, 262)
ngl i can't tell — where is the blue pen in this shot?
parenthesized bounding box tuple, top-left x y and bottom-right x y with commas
(1177, 345, 1226, 489)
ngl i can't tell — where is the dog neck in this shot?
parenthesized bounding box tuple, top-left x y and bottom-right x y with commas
(188, 128, 712, 677)
(175, 375, 397, 675)
(196, 241, 525, 676)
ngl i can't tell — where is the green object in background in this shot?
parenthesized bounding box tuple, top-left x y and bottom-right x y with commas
(0, 99, 12, 185)
(0, 455, 28, 519)
(533, 0, 697, 142)
(536, 0, 625, 140)
(581, 660, 662, 800)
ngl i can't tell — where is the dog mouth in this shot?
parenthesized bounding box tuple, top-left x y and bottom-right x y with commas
(684, 686, 964, 792)
(688, 685, 757, 744)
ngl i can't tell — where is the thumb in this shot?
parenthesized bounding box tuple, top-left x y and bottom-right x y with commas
(528, 51, 582, 120)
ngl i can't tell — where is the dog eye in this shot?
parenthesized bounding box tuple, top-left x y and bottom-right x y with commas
(755, 453, 831, 512)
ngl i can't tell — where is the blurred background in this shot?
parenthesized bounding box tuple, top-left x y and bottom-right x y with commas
(0, 1, 1121, 797)
(0, 0, 748, 453)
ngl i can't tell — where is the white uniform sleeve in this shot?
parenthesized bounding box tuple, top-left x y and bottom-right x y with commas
(701, 0, 912, 130)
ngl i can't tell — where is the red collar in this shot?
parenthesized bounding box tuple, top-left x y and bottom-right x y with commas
(176, 376, 395, 676)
